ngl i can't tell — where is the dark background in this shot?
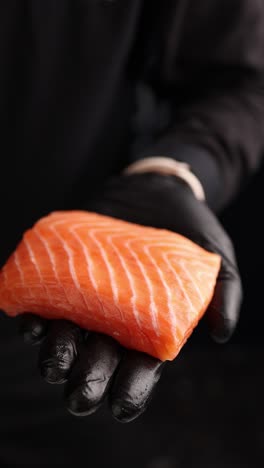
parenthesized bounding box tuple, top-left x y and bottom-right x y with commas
(221, 161, 263, 344)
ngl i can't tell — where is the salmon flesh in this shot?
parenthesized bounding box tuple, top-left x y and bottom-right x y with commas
(0, 211, 221, 361)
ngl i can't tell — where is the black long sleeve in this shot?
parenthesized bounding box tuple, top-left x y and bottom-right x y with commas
(134, 1, 264, 210)
(1, 0, 264, 261)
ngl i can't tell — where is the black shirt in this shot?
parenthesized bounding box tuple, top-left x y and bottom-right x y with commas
(1, 1, 264, 260)
(0, 1, 264, 465)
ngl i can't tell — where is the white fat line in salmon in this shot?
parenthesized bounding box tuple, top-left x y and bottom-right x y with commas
(6, 252, 28, 308)
(125, 237, 160, 338)
(34, 228, 73, 313)
(179, 260, 205, 305)
(69, 223, 156, 353)
(88, 226, 131, 338)
(24, 237, 54, 308)
(163, 251, 195, 318)
(51, 222, 95, 318)
(143, 244, 178, 341)
(69, 225, 108, 326)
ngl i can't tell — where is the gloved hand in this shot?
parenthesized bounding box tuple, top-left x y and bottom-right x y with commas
(19, 173, 242, 422)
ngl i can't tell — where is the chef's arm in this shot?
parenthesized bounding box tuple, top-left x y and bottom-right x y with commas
(130, 0, 264, 212)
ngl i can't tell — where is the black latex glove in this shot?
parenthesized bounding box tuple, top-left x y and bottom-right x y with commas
(19, 173, 242, 422)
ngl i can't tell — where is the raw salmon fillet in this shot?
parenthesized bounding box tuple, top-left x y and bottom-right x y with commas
(0, 211, 221, 361)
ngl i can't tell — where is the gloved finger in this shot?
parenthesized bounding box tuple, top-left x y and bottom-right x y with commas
(39, 320, 83, 384)
(19, 313, 48, 345)
(206, 261, 243, 343)
(65, 333, 121, 417)
(110, 351, 165, 423)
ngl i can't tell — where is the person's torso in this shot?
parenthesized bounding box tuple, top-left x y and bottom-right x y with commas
(0, 1, 151, 263)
